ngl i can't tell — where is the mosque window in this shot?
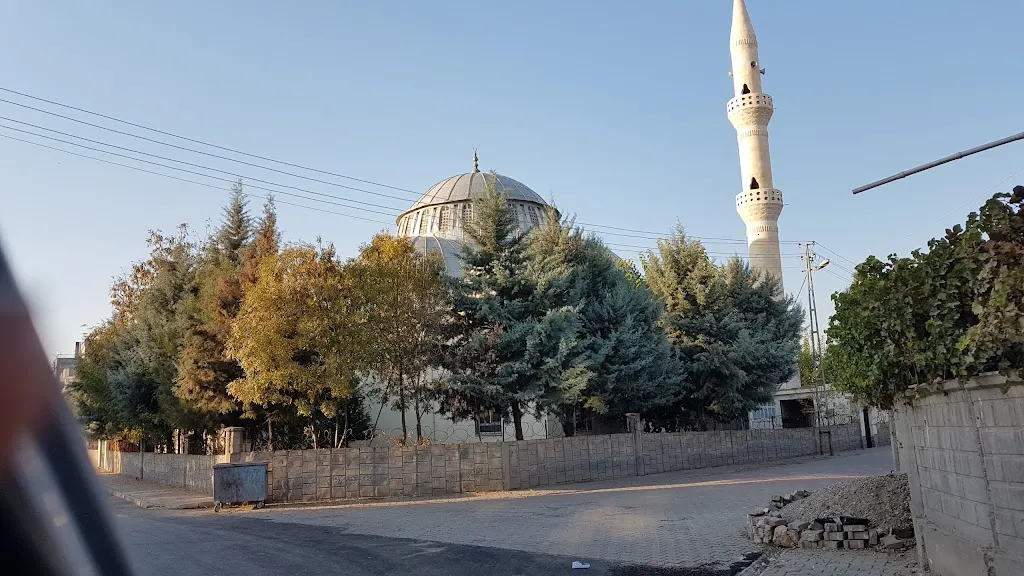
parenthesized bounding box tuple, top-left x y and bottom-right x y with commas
(416, 211, 426, 235)
(461, 203, 472, 224)
(429, 207, 438, 232)
(528, 206, 540, 227)
(750, 177, 760, 190)
(439, 206, 452, 233)
(398, 217, 406, 236)
(742, 84, 750, 95)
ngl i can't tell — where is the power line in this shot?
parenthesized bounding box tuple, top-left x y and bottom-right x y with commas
(0, 97, 421, 204)
(813, 242, 858, 267)
(0, 116, 770, 247)
(821, 266, 853, 284)
(3, 125, 816, 268)
(0, 86, 423, 196)
(0, 87, 827, 253)
(0, 86, 799, 245)
(0, 129, 398, 220)
(0, 115, 412, 210)
(0, 123, 403, 218)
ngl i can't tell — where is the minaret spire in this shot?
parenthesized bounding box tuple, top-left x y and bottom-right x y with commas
(727, 0, 784, 290)
(472, 148, 480, 173)
(730, 0, 757, 45)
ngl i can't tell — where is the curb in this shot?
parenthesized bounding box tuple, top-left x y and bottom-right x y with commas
(105, 487, 214, 510)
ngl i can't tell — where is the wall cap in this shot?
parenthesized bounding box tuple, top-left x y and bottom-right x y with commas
(904, 371, 1021, 399)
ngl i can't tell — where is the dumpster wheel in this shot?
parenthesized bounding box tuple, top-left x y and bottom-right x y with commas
(252, 501, 265, 510)
(214, 502, 222, 513)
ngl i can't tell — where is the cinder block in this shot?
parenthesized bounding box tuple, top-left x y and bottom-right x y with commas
(847, 539, 865, 549)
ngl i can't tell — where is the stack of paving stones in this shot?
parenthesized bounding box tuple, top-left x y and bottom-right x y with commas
(746, 490, 914, 551)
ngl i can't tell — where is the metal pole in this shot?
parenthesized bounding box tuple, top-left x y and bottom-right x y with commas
(806, 253, 831, 427)
(802, 243, 823, 453)
(852, 132, 1024, 194)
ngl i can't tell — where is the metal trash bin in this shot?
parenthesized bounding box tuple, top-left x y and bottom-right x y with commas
(212, 462, 268, 511)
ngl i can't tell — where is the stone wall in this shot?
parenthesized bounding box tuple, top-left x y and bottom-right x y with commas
(96, 424, 864, 503)
(894, 373, 1024, 576)
(95, 439, 226, 493)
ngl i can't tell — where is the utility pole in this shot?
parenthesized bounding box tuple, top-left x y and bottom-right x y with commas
(800, 242, 830, 450)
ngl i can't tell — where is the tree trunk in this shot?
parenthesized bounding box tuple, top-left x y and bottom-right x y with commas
(414, 395, 423, 441)
(267, 415, 274, 452)
(511, 403, 525, 441)
(561, 417, 576, 437)
(398, 369, 408, 441)
(372, 376, 392, 436)
(340, 406, 350, 448)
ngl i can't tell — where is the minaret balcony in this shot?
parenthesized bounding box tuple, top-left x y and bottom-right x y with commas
(735, 188, 784, 222)
(727, 93, 774, 128)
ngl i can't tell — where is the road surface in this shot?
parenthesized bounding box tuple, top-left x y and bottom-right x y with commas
(113, 447, 897, 575)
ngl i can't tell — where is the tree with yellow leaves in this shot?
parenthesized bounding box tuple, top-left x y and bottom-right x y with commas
(226, 241, 370, 449)
(352, 232, 449, 441)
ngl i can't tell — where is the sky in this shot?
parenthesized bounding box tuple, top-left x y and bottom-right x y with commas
(2, 0, 1023, 359)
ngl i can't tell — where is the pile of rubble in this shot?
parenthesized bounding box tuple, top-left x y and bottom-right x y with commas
(746, 487, 914, 551)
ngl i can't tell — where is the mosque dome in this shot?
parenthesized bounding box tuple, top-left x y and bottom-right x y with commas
(397, 151, 555, 277)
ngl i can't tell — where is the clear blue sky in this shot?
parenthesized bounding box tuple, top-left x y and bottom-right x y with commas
(2, 0, 1023, 358)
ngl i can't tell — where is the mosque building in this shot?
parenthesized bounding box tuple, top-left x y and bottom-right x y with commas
(366, 151, 559, 443)
(394, 150, 556, 277)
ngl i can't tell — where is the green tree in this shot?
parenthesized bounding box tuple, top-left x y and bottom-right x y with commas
(439, 176, 575, 440)
(827, 187, 1023, 408)
(175, 182, 254, 429)
(69, 321, 126, 439)
(643, 229, 803, 429)
(526, 212, 680, 435)
(103, 227, 201, 446)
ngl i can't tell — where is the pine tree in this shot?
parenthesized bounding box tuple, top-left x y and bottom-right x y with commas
(440, 175, 565, 440)
(527, 213, 680, 434)
(217, 180, 252, 265)
(643, 230, 803, 429)
(175, 182, 253, 428)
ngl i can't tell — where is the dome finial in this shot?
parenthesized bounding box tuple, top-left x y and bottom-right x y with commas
(472, 148, 480, 173)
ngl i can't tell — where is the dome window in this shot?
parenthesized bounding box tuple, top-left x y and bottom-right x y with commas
(439, 206, 452, 233)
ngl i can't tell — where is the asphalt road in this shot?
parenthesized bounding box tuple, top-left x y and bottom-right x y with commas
(113, 498, 621, 576)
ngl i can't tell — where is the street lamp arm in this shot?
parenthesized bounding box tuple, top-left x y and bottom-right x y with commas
(852, 132, 1024, 195)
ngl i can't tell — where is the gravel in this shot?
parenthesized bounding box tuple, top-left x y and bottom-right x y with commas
(779, 473, 912, 532)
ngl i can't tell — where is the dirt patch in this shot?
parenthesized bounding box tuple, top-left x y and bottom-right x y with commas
(779, 472, 912, 531)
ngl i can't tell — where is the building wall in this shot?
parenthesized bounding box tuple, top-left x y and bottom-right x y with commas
(894, 374, 1024, 576)
(366, 401, 555, 444)
(95, 423, 863, 504)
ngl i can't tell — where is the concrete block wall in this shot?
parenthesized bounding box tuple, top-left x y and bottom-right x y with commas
(96, 423, 866, 504)
(895, 374, 1024, 576)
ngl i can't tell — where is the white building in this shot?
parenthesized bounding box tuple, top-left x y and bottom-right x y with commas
(364, 152, 561, 444)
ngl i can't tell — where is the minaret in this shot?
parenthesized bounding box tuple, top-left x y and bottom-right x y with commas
(728, 0, 784, 290)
